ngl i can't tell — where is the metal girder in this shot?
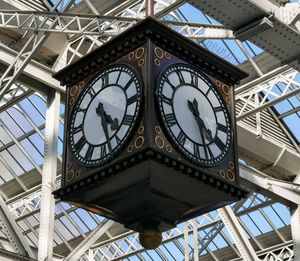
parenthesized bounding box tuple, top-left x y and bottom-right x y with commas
(0, 10, 233, 39)
(240, 163, 300, 206)
(0, 195, 34, 258)
(79, 193, 273, 260)
(0, 10, 140, 35)
(236, 69, 300, 121)
(290, 175, 300, 261)
(64, 220, 114, 261)
(0, 0, 74, 103)
(37, 91, 60, 261)
(189, 0, 300, 71)
(218, 206, 259, 261)
(0, 44, 62, 94)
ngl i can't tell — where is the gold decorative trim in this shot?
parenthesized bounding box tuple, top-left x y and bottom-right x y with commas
(154, 126, 161, 134)
(135, 47, 145, 59)
(165, 52, 171, 59)
(215, 79, 231, 104)
(138, 58, 145, 67)
(219, 170, 226, 177)
(155, 136, 165, 149)
(79, 81, 85, 89)
(66, 169, 75, 182)
(154, 58, 160, 67)
(166, 144, 172, 153)
(134, 136, 145, 149)
(67, 161, 72, 169)
(154, 47, 164, 59)
(69, 97, 76, 106)
(229, 161, 235, 170)
(129, 52, 134, 60)
(138, 125, 145, 134)
(70, 85, 79, 97)
(222, 84, 230, 96)
(215, 80, 222, 88)
(127, 145, 134, 153)
(226, 170, 235, 181)
(75, 170, 81, 178)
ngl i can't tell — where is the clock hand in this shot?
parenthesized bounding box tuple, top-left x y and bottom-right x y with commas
(96, 102, 113, 155)
(104, 114, 119, 131)
(187, 99, 213, 142)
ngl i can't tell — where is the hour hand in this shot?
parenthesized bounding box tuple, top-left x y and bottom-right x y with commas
(95, 102, 119, 130)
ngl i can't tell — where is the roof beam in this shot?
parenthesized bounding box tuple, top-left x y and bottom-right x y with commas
(64, 220, 114, 261)
(189, 0, 300, 71)
(240, 163, 300, 206)
(37, 91, 60, 261)
(0, 44, 63, 95)
(0, 195, 34, 258)
(218, 206, 259, 260)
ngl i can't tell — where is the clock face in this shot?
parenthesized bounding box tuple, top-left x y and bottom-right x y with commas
(69, 64, 143, 166)
(157, 64, 232, 166)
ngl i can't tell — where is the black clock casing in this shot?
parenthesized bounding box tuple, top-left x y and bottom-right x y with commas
(53, 17, 248, 235)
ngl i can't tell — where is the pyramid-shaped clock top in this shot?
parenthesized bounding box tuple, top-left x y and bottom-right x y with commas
(53, 17, 248, 249)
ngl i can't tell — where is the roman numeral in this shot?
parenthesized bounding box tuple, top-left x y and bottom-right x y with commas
(193, 143, 201, 159)
(116, 71, 122, 84)
(177, 131, 186, 145)
(176, 71, 185, 84)
(78, 107, 87, 113)
(100, 144, 107, 158)
(102, 74, 109, 86)
(87, 87, 96, 97)
(215, 136, 226, 151)
(161, 95, 173, 106)
(165, 113, 176, 126)
(127, 94, 137, 105)
(115, 134, 121, 145)
(206, 145, 214, 159)
(124, 78, 133, 91)
(165, 78, 176, 90)
(85, 145, 94, 160)
(217, 123, 228, 133)
(191, 73, 198, 86)
(213, 106, 223, 113)
(74, 136, 86, 152)
(72, 123, 83, 134)
(123, 114, 134, 125)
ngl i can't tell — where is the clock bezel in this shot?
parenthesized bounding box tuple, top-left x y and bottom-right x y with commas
(156, 63, 233, 167)
(68, 63, 144, 167)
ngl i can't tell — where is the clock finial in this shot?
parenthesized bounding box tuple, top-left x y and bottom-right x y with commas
(139, 228, 162, 249)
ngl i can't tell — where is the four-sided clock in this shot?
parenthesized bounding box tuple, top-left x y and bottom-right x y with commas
(53, 17, 248, 249)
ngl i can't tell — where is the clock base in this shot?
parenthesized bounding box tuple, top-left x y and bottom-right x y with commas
(54, 149, 248, 242)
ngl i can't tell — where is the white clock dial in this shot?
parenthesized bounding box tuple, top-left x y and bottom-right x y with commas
(157, 64, 232, 166)
(69, 64, 142, 166)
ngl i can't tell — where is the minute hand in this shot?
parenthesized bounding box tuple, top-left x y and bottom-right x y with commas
(96, 102, 113, 155)
(187, 99, 213, 142)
